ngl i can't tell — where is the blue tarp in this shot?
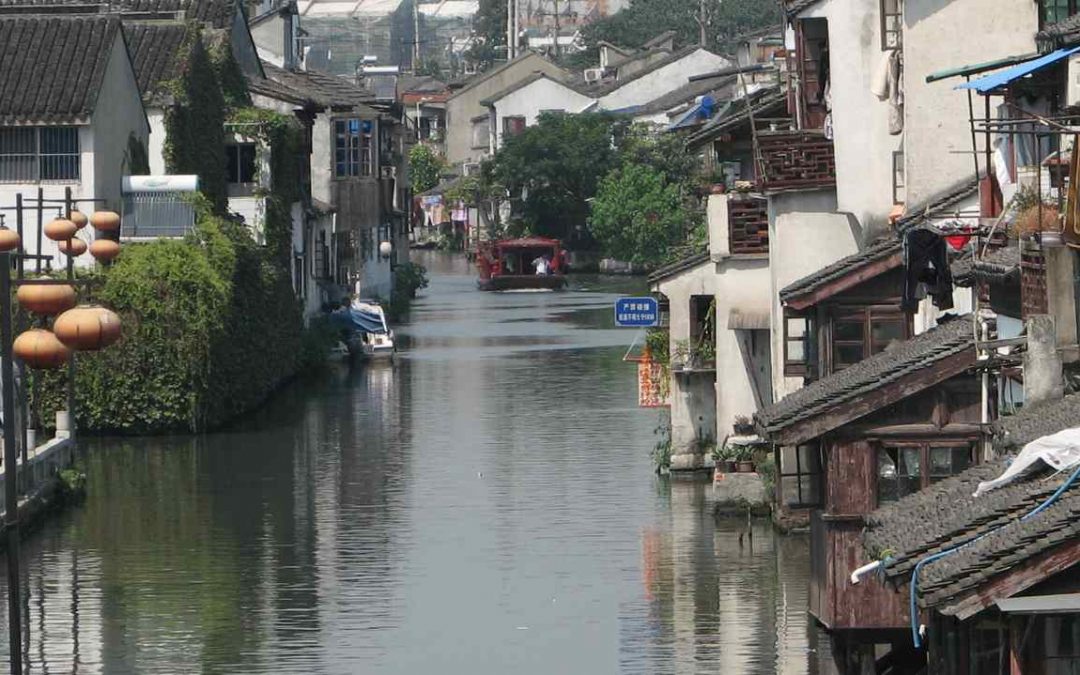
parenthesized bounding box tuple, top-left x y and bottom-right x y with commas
(331, 308, 387, 334)
(956, 47, 1080, 94)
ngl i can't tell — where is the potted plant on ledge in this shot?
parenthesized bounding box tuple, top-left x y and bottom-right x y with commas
(732, 415, 755, 436)
(733, 444, 756, 473)
(713, 444, 736, 474)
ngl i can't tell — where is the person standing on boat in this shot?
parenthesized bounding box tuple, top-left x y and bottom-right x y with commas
(532, 255, 550, 276)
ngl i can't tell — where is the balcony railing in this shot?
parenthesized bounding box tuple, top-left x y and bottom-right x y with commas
(728, 197, 769, 255)
(757, 130, 836, 191)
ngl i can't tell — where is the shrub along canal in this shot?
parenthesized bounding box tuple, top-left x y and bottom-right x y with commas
(0, 252, 823, 674)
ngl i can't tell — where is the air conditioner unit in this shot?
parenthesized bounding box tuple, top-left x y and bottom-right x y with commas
(380, 165, 396, 179)
(584, 67, 604, 83)
(463, 162, 480, 177)
(1068, 55, 1080, 108)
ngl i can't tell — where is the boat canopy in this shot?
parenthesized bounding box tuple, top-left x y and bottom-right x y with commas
(331, 306, 389, 334)
(493, 237, 560, 251)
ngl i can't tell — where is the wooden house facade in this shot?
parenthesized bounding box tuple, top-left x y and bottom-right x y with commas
(863, 392, 1080, 674)
(757, 232, 983, 670)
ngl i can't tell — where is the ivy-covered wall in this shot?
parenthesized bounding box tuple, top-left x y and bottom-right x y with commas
(164, 29, 229, 212)
(227, 107, 304, 266)
(33, 205, 304, 434)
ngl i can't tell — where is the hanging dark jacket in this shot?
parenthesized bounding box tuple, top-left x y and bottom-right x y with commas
(902, 228, 954, 312)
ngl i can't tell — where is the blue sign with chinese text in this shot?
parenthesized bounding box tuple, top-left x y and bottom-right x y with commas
(614, 297, 660, 327)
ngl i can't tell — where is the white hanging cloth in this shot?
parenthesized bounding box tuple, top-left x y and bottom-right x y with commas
(974, 427, 1080, 496)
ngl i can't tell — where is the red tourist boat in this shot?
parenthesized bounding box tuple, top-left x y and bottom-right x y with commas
(475, 237, 568, 291)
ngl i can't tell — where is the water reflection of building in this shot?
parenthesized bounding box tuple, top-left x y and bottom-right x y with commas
(631, 481, 820, 674)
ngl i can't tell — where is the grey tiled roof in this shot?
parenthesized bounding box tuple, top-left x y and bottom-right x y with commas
(634, 74, 734, 116)
(991, 392, 1080, 452)
(1037, 14, 1080, 45)
(124, 21, 189, 105)
(973, 243, 1020, 283)
(257, 61, 374, 109)
(894, 179, 980, 233)
(786, 0, 823, 16)
(685, 87, 787, 148)
(864, 457, 1080, 611)
(589, 46, 712, 97)
(755, 315, 975, 440)
(647, 251, 711, 284)
(779, 236, 902, 304)
(0, 0, 235, 27)
(0, 14, 120, 124)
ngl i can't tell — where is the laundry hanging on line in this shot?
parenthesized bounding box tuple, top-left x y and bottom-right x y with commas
(901, 228, 954, 312)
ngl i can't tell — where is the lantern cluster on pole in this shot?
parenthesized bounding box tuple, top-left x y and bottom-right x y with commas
(8, 210, 124, 369)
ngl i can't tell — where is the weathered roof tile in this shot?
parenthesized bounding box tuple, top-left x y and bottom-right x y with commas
(0, 14, 120, 124)
(755, 315, 975, 440)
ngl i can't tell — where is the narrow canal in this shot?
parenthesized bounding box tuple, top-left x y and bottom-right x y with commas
(0, 253, 823, 674)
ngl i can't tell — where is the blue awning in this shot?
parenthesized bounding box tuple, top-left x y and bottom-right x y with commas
(956, 46, 1080, 94)
(667, 103, 703, 130)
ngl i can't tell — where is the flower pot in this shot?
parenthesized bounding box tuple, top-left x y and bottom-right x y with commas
(733, 423, 754, 436)
(737, 460, 755, 473)
(718, 460, 736, 473)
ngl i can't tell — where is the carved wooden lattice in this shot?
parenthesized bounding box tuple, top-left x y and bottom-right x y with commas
(758, 132, 836, 190)
(728, 198, 769, 254)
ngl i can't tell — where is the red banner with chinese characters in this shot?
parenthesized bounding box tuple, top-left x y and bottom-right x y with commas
(638, 358, 670, 408)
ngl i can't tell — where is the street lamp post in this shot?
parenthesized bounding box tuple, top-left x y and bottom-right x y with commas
(0, 187, 122, 675)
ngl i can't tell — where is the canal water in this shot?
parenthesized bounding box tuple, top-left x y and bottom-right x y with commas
(0, 253, 823, 674)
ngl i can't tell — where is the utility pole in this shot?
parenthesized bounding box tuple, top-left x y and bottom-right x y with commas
(506, 0, 515, 59)
(412, 0, 421, 72)
(552, 0, 561, 58)
(699, 0, 707, 46)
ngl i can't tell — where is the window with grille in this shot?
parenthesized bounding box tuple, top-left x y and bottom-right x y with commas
(877, 444, 974, 504)
(0, 127, 80, 182)
(334, 119, 373, 178)
(1041, 0, 1079, 26)
(880, 0, 902, 51)
(225, 143, 257, 184)
(779, 442, 823, 508)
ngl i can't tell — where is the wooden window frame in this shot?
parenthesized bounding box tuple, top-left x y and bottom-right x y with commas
(875, 441, 976, 505)
(779, 442, 823, 508)
(334, 118, 374, 178)
(828, 305, 911, 372)
(502, 115, 526, 139)
(1040, 0, 1080, 28)
(783, 309, 811, 376)
(879, 0, 902, 51)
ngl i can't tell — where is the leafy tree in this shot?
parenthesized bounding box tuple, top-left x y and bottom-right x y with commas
(466, 0, 506, 71)
(491, 112, 624, 244)
(409, 143, 445, 193)
(619, 124, 701, 189)
(590, 163, 695, 266)
(574, 0, 781, 67)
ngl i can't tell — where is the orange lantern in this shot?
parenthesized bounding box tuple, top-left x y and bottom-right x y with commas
(0, 228, 19, 252)
(89, 211, 120, 232)
(53, 306, 122, 351)
(16, 283, 76, 315)
(69, 210, 88, 229)
(44, 218, 78, 242)
(58, 237, 87, 257)
(89, 238, 120, 262)
(13, 329, 70, 369)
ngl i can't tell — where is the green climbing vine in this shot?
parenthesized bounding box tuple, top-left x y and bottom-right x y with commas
(162, 25, 229, 212)
(227, 107, 304, 266)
